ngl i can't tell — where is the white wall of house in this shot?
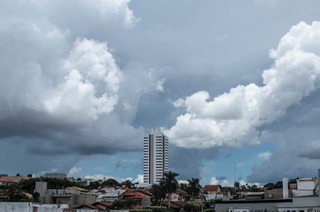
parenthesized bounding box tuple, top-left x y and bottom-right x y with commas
(297, 178, 316, 190)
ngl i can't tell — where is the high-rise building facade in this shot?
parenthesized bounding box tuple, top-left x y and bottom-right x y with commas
(143, 128, 168, 184)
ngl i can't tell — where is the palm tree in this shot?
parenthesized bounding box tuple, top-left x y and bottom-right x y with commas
(160, 170, 179, 211)
(187, 178, 202, 203)
(150, 182, 166, 206)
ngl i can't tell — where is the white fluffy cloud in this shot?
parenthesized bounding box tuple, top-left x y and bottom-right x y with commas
(210, 177, 219, 185)
(165, 21, 320, 149)
(258, 151, 271, 160)
(68, 167, 82, 178)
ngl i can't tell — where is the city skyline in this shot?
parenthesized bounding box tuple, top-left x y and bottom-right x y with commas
(0, 0, 320, 187)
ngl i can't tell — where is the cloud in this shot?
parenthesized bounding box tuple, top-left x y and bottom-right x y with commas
(247, 127, 320, 183)
(222, 180, 231, 187)
(210, 177, 219, 185)
(165, 21, 320, 149)
(134, 174, 144, 184)
(68, 167, 82, 178)
(258, 151, 271, 160)
(173, 98, 185, 107)
(0, 0, 146, 174)
(216, 176, 227, 181)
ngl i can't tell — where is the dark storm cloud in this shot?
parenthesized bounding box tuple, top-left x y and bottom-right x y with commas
(216, 176, 227, 181)
(247, 92, 320, 183)
(169, 144, 221, 180)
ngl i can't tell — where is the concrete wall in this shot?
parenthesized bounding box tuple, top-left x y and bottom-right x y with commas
(264, 189, 293, 199)
(0, 205, 33, 212)
(215, 200, 293, 212)
(0, 204, 106, 212)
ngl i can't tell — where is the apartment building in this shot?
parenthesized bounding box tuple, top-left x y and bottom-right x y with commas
(143, 128, 168, 184)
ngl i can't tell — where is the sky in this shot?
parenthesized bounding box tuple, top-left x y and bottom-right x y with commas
(1, 0, 320, 187)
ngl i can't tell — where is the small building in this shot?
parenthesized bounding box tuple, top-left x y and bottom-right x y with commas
(170, 189, 188, 202)
(96, 189, 127, 202)
(42, 172, 67, 179)
(35, 182, 96, 205)
(123, 189, 152, 206)
(204, 185, 223, 200)
(0, 178, 14, 186)
(245, 192, 264, 200)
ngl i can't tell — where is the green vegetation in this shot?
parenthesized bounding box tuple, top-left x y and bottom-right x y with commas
(130, 210, 152, 212)
(187, 178, 202, 203)
(150, 183, 166, 206)
(144, 206, 167, 212)
(183, 203, 201, 212)
(160, 170, 179, 210)
(204, 200, 215, 209)
(101, 178, 120, 187)
(111, 199, 137, 209)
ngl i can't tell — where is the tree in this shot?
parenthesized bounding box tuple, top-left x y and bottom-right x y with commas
(3, 183, 27, 201)
(88, 181, 100, 190)
(274, 181, 283, 189)
(32, 192, 40, 202)
(101, 178, 120, 187)
(234, 181, 240, 190)
(187, 178, 202, 203)
(250, 185, 259, 192)
(264, 183, 274, 190)
(150, 182, 166, 206)
(160, 171, 179, 210)
(179, 183, 188, 192)
(121, 179, 135, 189)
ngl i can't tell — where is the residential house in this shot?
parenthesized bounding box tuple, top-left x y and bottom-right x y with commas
(96, 189, 126, 202)
(194, 194, 205, 204)
(1, 176, 30, 183)
(292, 177, 318, 197)
(0, 178, 14, 186)
(123, 189, 152, 206)
(92, 201, 113, 210)
(35, 182, 97, 205)
(169, 189, 188, 202)
(203, 185, 223, 200)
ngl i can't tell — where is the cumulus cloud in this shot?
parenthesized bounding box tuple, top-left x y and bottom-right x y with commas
(258, 151, 271, 160)
(221, 180, 231, 187)
(134, 174, 144, 184)
(68, 167, 82, 178)
(165, 21, 320, 149)
(210, 177, 219, 185)
(0, 0, 146, 174)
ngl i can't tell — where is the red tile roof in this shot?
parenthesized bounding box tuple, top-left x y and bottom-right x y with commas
(124, 191, 152, 199)
(0, 178, 14, 183)
(203, 185, 220, 192)
(93, 202, 113, 206)
(175, 189, 188, 195)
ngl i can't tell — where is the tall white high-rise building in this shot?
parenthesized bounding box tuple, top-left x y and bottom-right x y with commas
(143, 128, 169, 184)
